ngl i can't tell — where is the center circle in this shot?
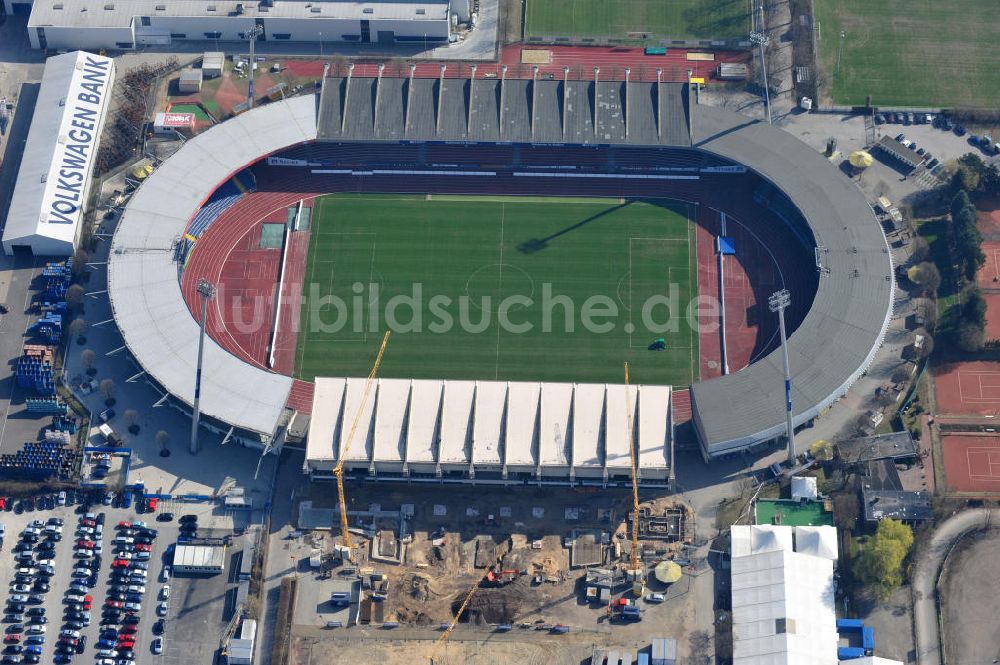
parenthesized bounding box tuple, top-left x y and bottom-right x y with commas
(464, 263, 536, 314)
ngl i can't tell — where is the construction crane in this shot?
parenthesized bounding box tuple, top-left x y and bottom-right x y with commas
(623, 362, 644, 595)
(335, 331, 391, 552)
(428, 561, 499, 664)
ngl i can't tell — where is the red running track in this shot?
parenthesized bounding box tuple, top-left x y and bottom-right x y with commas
(695, 205, 780, 382)
(180, 191, 322, 380)
(284, 44, 747, 83)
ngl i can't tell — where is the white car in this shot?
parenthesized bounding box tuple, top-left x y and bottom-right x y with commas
(9, 594, 28, 603)
(59, 629, 80, 639)
(646, 593, 665, 603)
(97, 659, 116, 665)
(127, 585, 145, 594)
(26, 625, 45, 635)
(35, 560, 53, 568)
(160, 586, 170, 600)
(156, 601, 168, 616)
(114, 537, 134, 545)
(65, 594, 85, 603)
(57, 492, 66, 506)
(151, 637, 163, 655)
(124, 602, 141, 612)
(159, 567, 170, 583)
(11, 584, 30, 594)
(73, 550, 94, 558)
(132, 521, 148, 529)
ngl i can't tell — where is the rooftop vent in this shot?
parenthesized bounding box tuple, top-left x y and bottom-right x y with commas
(53, 3, 64, 9)
(416, 7, 425, 13)
(362, 7, 374, 13)
(103, 3, 114, 9)
(207, 4, 216, 10)
(310, 6, 321, 11)
(155, 4, 166, 9)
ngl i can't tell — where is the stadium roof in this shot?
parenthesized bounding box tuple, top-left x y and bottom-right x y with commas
(28, 0, 448, 29)
(689, 105, 894, 455)
(730, 525, 839, 665)
(317, 76, 692, 146)
(306, 377, 671, 478)
(108, 96, 317, 438)
(2, 51, 114, 256)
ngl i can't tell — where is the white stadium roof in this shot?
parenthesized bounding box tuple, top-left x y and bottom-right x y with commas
(108, 95, 317, 438)
(3, 51, 114, 256)
(730, 525, 840, 665)
(307, 377, 671, 479)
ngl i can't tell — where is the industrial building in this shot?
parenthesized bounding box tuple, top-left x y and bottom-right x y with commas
(4, 0, 455, 51)
(729, 524, 839, 665)
(226, 619, 256, 665)
(305, 377, 673, 485)
(173, 543, 227, 574)
(2, 50, 114, 256)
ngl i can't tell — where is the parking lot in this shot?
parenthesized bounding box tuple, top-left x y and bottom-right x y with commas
(0, 492, 243, 665)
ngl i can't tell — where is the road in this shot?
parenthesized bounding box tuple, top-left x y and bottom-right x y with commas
(912, 508, 994, 665)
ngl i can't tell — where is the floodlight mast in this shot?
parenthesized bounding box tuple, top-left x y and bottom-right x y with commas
(246, 24, 264, 109)
(768, 289, 795, 464)
(191, 279, 216, 454)
(749, 29, 772, 125)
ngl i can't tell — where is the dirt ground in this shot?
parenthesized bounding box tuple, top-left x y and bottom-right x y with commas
(289, 482, 704, 659)
(940, 527, 1000, 665)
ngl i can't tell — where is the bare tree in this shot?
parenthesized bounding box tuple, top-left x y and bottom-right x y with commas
(65, 285, 86, 313)
(155, 430, 170, 453)
(68, 317, 88, 342)
(124, 409, 140, 435)
(99, 379, 116, 405)
(81, 349, 96, 370)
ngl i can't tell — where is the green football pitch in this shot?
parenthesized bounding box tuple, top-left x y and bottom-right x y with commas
(814, 0, 1000, 107)
(524, 0, 749, 41)
(295, 194, 699, 386)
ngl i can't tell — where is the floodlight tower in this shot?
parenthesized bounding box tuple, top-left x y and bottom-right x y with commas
(190, 279, 216, 455)
(749, 30, 772, 125)
(245, 23, 264, 109)
(768, 289, 795, 464)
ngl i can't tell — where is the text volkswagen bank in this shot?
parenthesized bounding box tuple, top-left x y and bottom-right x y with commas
(2, 50, 114, 256)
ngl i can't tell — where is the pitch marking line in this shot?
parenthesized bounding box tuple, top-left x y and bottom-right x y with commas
(966, 447, 1000, 482)
(957, 370, 1000, 404)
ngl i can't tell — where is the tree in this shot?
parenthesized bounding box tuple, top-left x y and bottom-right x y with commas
(155, 430, 170, 453)
(955, 164, 981, 193)
(962, 290, 987, 328)
(809, 439, 833, 462)
(951, 189, 972, 219)
(71, 248, 90, 280)
(954, 320, 985, 353)
(891, 366, 913, 384)
(916, 299, 939, 333)
(124, 409, 140, 435)
(909, 237, 930, 265)
(907, 262, 941, 295)
(81, 349, 96, 371)
(65, 285, 85, 313)
(853, 518, 914, 601)
(99, 378, 116, 405)
(68, 317, 88, 343)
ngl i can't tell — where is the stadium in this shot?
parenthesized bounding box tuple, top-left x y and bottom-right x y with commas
(106, 65, 895, 486)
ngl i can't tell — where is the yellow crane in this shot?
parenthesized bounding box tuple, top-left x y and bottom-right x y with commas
(428, 562, 498, 664)
(335, 331, 391, 551)
(623, 362, 644, 594)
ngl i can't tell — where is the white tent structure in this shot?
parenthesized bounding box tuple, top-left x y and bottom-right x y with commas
(2, 51, 114, 256)
(729, 525, 840, 665)
(791, 476, 818, 501)
(306, 377, 673, 485)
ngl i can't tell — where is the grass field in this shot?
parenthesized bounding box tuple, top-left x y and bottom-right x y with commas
(814, 0, 1000, 107)
(295, 194, 699, 386)
(524, 0, 748, 41)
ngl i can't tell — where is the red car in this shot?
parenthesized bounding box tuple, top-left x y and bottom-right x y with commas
(4, 634, 20, 643)
(120, 626, 137, 635)
(83, 595, 93, 610)
(147, 498, 158, 511)
(117, 521, 132, 529)
(112, 559, 129, 568)
(135, 544, 151, 552)
(0, 497, 6, 511)
(61, 638, 78, 647)
(76, 540, 94, 549)
(80, 519, 96, 527)
(117, 640, 135, 649)
(105, 600, 123, 608)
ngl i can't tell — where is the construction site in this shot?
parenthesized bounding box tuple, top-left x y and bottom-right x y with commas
(278, 339, 696, 664)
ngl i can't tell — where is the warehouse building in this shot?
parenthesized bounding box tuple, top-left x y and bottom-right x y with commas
(173, 543, 227, 574)
(2, 50, 114, 256)
(6, 0, 453, 51)
(305, 377, 673, 486)
(729, 525, 839, 665)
